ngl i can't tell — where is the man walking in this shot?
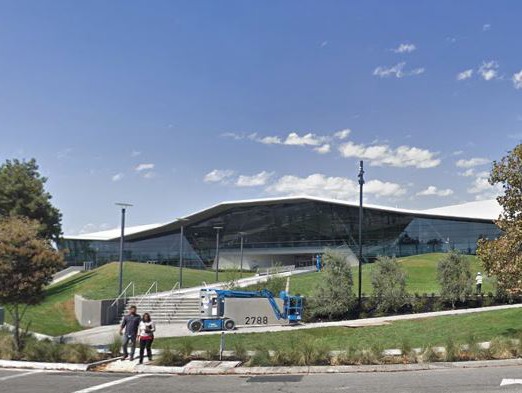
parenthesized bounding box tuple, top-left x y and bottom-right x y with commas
(119, 305, 141, 360)
(476, 272, 483, 295)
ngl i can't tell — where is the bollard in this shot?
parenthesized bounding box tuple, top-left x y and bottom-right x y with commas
(219, 331, 225, 361)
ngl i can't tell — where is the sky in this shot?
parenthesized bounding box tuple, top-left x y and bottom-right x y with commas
(1, 0, 521, 235)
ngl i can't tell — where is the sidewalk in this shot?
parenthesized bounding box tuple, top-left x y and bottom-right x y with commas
(61, 302, 522, 345)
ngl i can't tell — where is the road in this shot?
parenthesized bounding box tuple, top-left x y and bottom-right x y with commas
(2, 366, 522, 392)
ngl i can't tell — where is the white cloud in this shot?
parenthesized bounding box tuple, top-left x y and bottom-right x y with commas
(334, 129, 351, 140)
(203, 169, 235, 183)
(467, 171, 499, 200)
(455, 157, 490, 168)
(236, 171, 274, 187)
(478, 61, 499, 81)
(338, 142, 440, 168)
(314, 144, 331, 154)
(143, 171, 157, 179)
(512, 70, 522, 89)
(482, 24, 491, 31)
(135, 163, 155, 172)
(459, 168, 476, 177)
(320, 41, 328, 48)
(112, 173, 124, 182)
(259, 136, 283, 145)
(266, 173, 406, 200)
(373, 62, 425, 78)
(416, 186, 454, 197)
(131, 150, 141, 157)
(457, 69, 473, 81)
(78, 222, 111, 235)
(284, 132, 325, 146)
(392, 43, 416, 54)
(453, 150, 464, 156)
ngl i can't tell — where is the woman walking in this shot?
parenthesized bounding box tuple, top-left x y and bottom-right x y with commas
(137, 313, 155, 364)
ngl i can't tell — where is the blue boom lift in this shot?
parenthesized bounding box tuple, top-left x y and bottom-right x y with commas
(187, 288, 303, 332)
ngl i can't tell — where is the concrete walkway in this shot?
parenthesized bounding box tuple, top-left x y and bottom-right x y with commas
(61, 302, 522, 345)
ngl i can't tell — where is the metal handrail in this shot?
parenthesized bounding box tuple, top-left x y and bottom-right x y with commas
(110, 281, 135, 308)
(136, 281, 158, 306)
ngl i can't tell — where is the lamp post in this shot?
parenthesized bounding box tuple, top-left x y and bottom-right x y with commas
(214, 226, 223, 282)
(115, 202, 133, 296)
(238, 232, 246, 278)
(357, 160, 365, 313)
(177, 218, 189, 288)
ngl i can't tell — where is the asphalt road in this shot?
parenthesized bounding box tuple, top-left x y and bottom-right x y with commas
(2, 366, 522, 393)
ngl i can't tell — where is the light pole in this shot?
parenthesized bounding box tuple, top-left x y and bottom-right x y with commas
(238, 232, 246, 278)
(177, 218, 189, 288)
(116, 202, 133, 296)
(214, 226, 223, 282)
(357, 160, 365, 313)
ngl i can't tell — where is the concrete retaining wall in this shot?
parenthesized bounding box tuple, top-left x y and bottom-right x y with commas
(223, 298, 287, 326)
(74, 295, 124, 328)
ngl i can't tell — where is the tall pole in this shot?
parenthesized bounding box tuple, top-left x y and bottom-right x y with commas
(214, 226, 223, 282)
(239, 232, 245, 278)
(179, 224, 184, 288)
(116, 202, 132, 296)
(358, 160, 365, 312)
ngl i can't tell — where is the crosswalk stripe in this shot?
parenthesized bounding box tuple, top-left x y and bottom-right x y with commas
(71, 374, 152, 393)
(0, 370, 43, 381)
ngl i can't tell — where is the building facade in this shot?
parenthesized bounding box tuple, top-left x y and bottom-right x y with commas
(60, 196, 502, 269)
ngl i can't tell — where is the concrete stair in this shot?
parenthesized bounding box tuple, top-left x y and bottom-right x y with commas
(119, 296, 200, 324)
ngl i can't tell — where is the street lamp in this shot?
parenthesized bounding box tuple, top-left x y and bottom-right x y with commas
(177, 218, 189, 288)
(115, 202, 133, 296)
(238, 232, 247, 278)
(214, 226, 223, 281)
(357, 160, 365, 313)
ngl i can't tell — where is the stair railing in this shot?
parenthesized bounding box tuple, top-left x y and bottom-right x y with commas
(106, 281, 135, 324)
(136, 281, 158, 307)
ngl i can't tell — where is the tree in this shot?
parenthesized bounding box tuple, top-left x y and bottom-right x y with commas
(371, 256, 408, 313)
(309, 249, 356, 320)
(437, 251, 473, 308)
(476, 144, 522, 295)
(0, 217, 64, 353)
(0, 159, 62, 241)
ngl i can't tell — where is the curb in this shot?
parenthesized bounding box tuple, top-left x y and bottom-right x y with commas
(0, 357, 122, 372)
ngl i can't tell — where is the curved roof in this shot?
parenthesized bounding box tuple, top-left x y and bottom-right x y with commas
(64, 196, 501, 242)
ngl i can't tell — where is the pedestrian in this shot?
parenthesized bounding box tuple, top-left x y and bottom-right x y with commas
(138, 312, 155, 364)
(476, 272, 483, 294)
(119, 305, 141, 361)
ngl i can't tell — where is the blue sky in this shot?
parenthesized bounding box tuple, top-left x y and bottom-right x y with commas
(1, 0, 521, 235)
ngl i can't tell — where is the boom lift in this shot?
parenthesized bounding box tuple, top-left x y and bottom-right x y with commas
(187, 288, 303, 332)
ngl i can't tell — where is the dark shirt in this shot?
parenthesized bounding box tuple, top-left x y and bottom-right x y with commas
(121, 313, 141, 337)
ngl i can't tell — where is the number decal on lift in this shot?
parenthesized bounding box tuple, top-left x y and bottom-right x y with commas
(244, 316, 269, 325)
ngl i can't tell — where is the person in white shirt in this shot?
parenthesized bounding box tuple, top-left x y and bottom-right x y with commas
(137, 313, 155, 364)
(476, 272, 483, 294)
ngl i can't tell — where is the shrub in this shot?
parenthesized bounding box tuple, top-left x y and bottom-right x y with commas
(421, 345, 440, 363)
(298, 339, 330, 366)
(437, 251, 473, 309)
(108, 335, 122, 358)
(371, 256, 408, 313)
(156, 347, 185, 366)
(308, 249, 356, 320)
(61, 344, 98, 364)
(444, 337, 459, 362)
(178, 339, 194, 360)
(232, 341, 248, 362)
(23, 339, 62, 362)
(488, 337, 515, 359)
(246, 348, 271, 367)
(0, 334, 16, 360)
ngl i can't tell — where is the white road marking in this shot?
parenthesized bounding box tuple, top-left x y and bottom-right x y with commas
(500, 378, 522, 386)
(0, 370, 44, 381)
(71, 374, 152, 393)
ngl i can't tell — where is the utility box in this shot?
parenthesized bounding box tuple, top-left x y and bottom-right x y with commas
(223, 297, 287, 327)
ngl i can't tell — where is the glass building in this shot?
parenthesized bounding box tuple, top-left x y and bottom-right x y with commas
(60, 196, 501, 269)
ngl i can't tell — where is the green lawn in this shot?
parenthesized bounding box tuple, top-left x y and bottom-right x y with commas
(288, 253, 493, 296)
(155, 307, 522, 351)
(2, 262, 247, 336)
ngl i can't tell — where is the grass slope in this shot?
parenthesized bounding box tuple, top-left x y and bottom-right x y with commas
(289, 253, 492, 296)
(3, 262, 246, 336)
(155, 307, 522, 351)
